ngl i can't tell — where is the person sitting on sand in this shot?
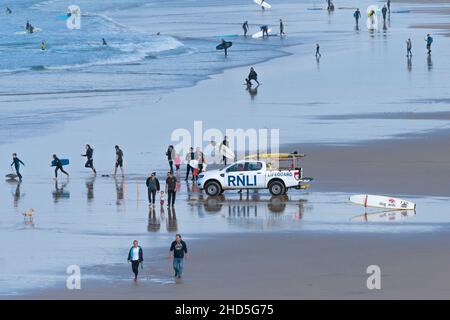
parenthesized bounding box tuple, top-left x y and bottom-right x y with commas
(246, 67, 260, 86)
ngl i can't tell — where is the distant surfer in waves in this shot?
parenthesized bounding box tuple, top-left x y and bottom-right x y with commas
(245, 67, 260, 86)
(26, 20, 35, 33)
(41, 41, 46, 50)
(242, 21, 249, 37)
(6, 7, 12, 14)
(261, 0, 266, 10)
(102, 38, 107, 46)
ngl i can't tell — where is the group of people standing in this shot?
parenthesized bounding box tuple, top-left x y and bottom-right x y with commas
(127, 235, 188, 282)
(242, 19, 285, 38)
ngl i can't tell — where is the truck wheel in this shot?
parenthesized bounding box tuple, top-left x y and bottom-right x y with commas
(205, 181, 221, 196)
(269, 180, 286, 196)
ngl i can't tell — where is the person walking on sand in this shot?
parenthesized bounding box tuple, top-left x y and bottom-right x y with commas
(11, 153, 25, 181)
(279, 19, 285, 36)
(381, 5, 388, 24)
(242, 21, 249, 37)
(166, 144, 175, 173)
(146, 172, 160, 206)
(195, 147, 205, 174)
(220, 39, 229, 57)
(127, 240, 143, 282)
(113, 145, 124, 177)
(81, 144, 96, 174)
(245, 67, 260, 86)
(425, 34, 433, 55)
(406, 38, 412, 57)
(219, 136, 229, 165)
(169, 234, 187, 279)
(52, 154, 69, 180)
(387, 0, 391, 13)
(165, 171, 177, 207)
(353, 8, 361, 26)
(185, 147, 195, 181)
(315, 43, 321, 57)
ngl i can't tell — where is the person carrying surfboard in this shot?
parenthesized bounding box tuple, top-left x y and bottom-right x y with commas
(221, 39, 228, 56)
(11, 153, 25, 181)
(242, 21, 249, 37)
(52, 154, 69, 179)
(41, 41, 46, 51)
(425, 34, 433, 55)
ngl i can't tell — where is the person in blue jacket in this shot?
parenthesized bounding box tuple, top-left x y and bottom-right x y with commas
(127, 240, 144, 282)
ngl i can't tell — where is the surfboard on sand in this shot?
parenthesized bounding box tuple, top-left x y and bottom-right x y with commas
(254, 0, 271, 9)
(252, 28, 272, 38)
(51, 159, 70, 167)
(349, 194, 416, 211)
(216, 41, 232, 50)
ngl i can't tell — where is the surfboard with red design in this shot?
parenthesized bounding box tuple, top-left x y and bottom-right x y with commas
(349, 194, 416, 210)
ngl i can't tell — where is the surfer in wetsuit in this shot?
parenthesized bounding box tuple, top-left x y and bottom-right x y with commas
(261, 0, 265, 10)
(246, 67, 260, 86)
(82, 144, 96, 174)
(53, 154, 69, 179)
(279, 19, 285, 36)
(102, 38, 107, 46)
(114, 145, 124, 177)
(26, 20, 30, 31)
(260, 25, 269, 38)
(11, 153, 25, 181)
(381, 5, 388, 23)
(221, 39, 228, 56)
(242, 21, 249, 37)
(40, 41, 46, 50)
(354, 8, 361, 26)
(6, 7, 12, 14)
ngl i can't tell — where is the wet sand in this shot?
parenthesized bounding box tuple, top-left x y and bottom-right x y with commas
(286, 128, 450, 197)
(17, 231, 450, 299)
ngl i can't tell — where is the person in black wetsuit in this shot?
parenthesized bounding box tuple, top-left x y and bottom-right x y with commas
(82, 144, 96, 174)
(53, 154, 69, 179)
(242, 21, 249, 36)
(114, 145, 124, 177)
(221, 39, 229, 57)
(260, 25, 269, 38)
(11, 153, 25, 181)
(6, 8, 12, 14)
(246, 67, 260, 85)
(102, 38, 107, 46)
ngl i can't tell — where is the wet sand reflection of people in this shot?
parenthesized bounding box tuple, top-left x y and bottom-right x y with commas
(167, 206, 178, 232)
(12, 182, 22, 208)
(246, 83, 259, 99)
(86, 176, 95, 204)
(148, 206, 161, 232)
(407, 56, 412, 72)
(53, 180, 70, 203)
(115, 177, 125, 206)
(427, 55, 433, 72)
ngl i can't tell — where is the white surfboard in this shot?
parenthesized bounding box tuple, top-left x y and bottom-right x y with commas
(189, 159, 199, 168)
(349, 194, 416, 211)
(252, 28, 272, 39)
(351, 210, 415, 222)
(254, 0, 271, 9)
(219, 144, 235, 160)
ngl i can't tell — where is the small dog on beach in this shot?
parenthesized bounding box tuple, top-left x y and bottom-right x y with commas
(22, 208, 35, 221)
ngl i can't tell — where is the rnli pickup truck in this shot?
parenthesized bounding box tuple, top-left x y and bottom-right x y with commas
(197, 153, 313, 196)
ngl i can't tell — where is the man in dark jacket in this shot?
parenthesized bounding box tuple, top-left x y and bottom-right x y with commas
(146, 172, 160, 206)
(185, 147, 195, 181)
(165, 171, 177, 207)
(169, 234, 187, 278)
(127, 240, 144, 282)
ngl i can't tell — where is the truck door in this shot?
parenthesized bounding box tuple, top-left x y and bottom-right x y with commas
(224, 163, 245, 190)
(244, 162, 265, 189)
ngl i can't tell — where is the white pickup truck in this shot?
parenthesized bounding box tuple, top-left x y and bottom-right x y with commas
(197, 153, 313, 196)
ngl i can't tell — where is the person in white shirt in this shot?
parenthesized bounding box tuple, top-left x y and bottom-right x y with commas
(127, 240, 143, 282)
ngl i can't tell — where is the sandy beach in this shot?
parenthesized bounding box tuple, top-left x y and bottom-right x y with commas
(1, 0, 450, 300)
